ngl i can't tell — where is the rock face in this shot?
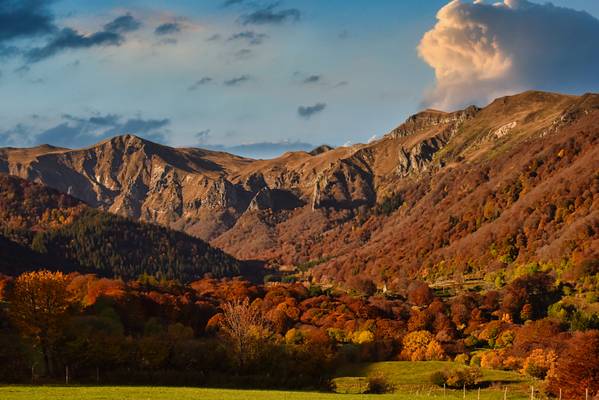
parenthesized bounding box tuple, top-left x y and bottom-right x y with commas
(1, 91, 598, 273)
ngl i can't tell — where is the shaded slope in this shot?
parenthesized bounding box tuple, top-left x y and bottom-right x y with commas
(0, 174, 243, 281)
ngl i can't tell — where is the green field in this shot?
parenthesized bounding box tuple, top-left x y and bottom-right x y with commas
(333, 361, 531, 399)
(0, 361, 534, 400)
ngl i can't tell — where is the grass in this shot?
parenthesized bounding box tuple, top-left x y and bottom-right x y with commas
(333, 361, 532, 399)
(0, 361, 535, 400)
(0, 386, 533, 400)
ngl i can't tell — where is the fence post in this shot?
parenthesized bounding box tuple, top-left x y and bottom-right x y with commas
(478, 387, 481, 400)
(504, 386, 507, 400)
(444, 383, 446, 398)
(65, 365, 69, 385)
(463, 383, 466, 399)
(530, 385, 534, 400)
(559, 388, 562, 400)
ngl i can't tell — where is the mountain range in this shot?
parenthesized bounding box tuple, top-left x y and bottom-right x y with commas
(1, 90, 597, 287)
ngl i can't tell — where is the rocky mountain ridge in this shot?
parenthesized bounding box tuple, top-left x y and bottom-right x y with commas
(1, 90, 598, 285)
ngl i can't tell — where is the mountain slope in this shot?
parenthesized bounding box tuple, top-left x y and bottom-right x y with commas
(1, 90, 598, 286)
(0, 174, 243, 281)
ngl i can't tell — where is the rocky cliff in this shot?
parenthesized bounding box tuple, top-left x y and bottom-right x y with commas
(2, 90, 598, 284)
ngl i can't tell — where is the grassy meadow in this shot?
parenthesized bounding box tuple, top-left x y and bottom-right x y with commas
(0, 361, 535, 400)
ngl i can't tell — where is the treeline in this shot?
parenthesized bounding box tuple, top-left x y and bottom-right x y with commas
(0, 174, 242, 281)
(0, 270, 597, 397)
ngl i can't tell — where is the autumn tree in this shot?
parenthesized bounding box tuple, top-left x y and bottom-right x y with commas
(501, 272, 558, 322)
(400, 330, 445, 361)
(547, 330, 599, 398)
(8, 270, 75, 375)
(521, 348, 556, 379)
(407, 281, 434, 307)
(220, 297, 270, 372)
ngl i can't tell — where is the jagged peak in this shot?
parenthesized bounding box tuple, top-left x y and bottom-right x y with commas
(95, 134, 155, 148)
(386, 105, 479, 139)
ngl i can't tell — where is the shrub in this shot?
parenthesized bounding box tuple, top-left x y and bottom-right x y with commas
(469, 354, 481, 367)
(429, 370, 446, 386)
(454, 353, 469, 365)
(430, 367, 482, 389)
(367, 373, 394, 394)
(331, 377, 369, 394)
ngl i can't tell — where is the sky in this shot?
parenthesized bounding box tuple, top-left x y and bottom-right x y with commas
(1, 0, 599, 158)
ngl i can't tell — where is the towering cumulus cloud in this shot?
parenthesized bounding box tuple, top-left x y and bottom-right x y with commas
(418, 0, 599, 110)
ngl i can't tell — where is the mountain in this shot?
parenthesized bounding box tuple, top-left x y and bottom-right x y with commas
(1, 90, 598, 287)
(0, 174, 244, 281)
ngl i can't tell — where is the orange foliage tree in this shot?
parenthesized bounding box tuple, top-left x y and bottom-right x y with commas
(8, 270, 75, 375)
(547, 330, 599, 399)
(400, 330, 445, 361)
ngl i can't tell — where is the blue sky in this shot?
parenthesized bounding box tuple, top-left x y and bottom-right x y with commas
(1, 0, 599, 157)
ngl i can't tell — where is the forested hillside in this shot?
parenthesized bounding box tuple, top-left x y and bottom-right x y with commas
(0, 174, 243, 281)
(2, 91, 596, 291)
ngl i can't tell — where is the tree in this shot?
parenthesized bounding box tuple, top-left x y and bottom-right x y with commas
(219, 298, 269, 372)
(401, 330, 445, 361)
(521, 348, 556, 379)
(547, 330, 599, 398)
(407, 281, 434, 306)
(8, 270, 75, 376)
(501, 272, 558, 322)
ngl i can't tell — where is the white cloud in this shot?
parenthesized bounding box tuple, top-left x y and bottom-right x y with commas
(418, 0, 599, 110)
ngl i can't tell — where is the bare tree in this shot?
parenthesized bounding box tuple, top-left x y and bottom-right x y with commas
(220, 298, 269, 371)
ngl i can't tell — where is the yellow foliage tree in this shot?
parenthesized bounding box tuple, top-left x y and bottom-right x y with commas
(401, 330, 445, 361)
(351, 330, 374, 345)
(8, 270, 75, 376)
(521, 348, 557, 379)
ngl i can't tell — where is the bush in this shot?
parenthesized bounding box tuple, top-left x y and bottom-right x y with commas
(469, 354, 482, 367)
(367, 373, 394, 394)
(331, 377, 369, 394)
(429, 370, 446, 386)
(430, 367, 482, 389)
(454, 353, 469, 365)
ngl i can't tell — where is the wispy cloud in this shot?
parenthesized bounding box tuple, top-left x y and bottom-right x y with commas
(103, 13, 141, 33)
(224, 75, 251, 86)
(25, 27, 124, 63)
(188, 77, 213, 91)
(222, 0, 245, 7)
(195, 129, 211, 144)
(298, 103, 326, 119)
(228, 30, 268, 45)
(154, 22, 182, 36)
(302, 75, 321, 84)
(0, 0, 56, 43)
(0, 113, 171, 148)
(239, 3, 300, 25)
(233, 48, 252, 60)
